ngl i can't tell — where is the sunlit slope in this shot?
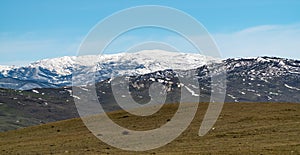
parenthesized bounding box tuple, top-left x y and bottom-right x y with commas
(1, 102, 300, 154)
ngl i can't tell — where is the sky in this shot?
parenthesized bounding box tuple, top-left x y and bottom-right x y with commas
(0, 0, 300, 65)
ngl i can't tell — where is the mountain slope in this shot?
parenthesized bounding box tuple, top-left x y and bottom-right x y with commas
(224, 57, 300, 102)
(0, 87, 78, 132)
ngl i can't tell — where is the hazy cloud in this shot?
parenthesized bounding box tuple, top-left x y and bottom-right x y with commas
(213, 23, 300, 59)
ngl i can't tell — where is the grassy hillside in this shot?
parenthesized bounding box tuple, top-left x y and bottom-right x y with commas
(1, 102, 300, 154)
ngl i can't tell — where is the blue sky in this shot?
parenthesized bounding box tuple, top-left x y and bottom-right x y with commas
(0, 0, 300, 65)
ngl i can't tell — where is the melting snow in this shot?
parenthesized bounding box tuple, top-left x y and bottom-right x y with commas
(269, 92, 279, 96)
(284, 84, 300, 91)
(32, 90, 39, 94)
(247, 89, 256, 92)
(149, 78, 155, 82)
(80, 87, 90, 91)
(65, 89, 72, 95)
(190, 84, 199, 89)
(157, 79, 165, 83)
(72, 95, 81, 100)
(227, 94, 236, 99)
(184, 86, 199, 96)
(289, 71, 300, 74)
(267, 96, 272, 100)
(177, 83, 184, 88)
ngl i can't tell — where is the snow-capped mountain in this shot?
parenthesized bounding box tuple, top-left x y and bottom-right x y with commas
(0, 50, 218, 90)
(0, 50, 299, 103)
(224, 57, 300, 102)
(97, 56, 300, 103)
(1, 51, 300, 132)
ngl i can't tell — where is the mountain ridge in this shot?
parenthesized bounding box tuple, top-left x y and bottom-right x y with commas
(0, 50, 299, 103)
(0, 50, 219, 90)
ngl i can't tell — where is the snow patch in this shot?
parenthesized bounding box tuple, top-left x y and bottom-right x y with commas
(32, 90, 39, 94)
(284, 84, 300, 91)
(269, 92, 279, 96)
(227, 94, 236, 99)
(65, 89, 72, 95)
(80, 87, 90, 91)
(184, 86, 199, 96)
(72, 95, 81, 100)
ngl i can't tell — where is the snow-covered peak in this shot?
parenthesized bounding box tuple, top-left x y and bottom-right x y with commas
(0, 65, 15, 76)
(0, 50, 218, 90)
(0, 65, 14, 71)
(11, 50, 215, 76)
(92, 50, 219, 74)
(29, 56, 76, 76)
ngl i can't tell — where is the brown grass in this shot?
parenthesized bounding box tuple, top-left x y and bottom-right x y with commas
(1, 102, 300, 154)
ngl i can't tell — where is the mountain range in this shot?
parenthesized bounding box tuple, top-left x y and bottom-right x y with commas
(1, 50, 300, 131)
(0, 50, 299, 103)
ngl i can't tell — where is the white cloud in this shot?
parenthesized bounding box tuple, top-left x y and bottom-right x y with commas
(213, 24, 300, 59)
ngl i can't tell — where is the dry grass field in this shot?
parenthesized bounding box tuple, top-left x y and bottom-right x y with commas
(1, 102, 300, 154)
